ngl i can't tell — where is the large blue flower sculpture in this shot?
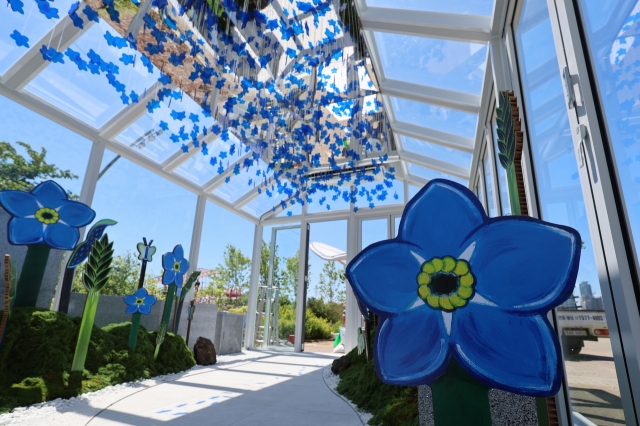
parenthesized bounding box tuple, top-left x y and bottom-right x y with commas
(123, 288, 157, 315)
(346, 180, 580, 396)
(0, 180, 96, 250)
(162, 244, 190, 291)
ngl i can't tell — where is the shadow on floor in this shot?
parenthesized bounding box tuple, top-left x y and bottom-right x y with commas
(570, 387, 625, 426)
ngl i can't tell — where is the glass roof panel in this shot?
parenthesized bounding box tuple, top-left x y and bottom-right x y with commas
(365, 0, 495, 16)
(391, 97, 478, 139)
(278, 202, 302, 217)
(175, 135, 240, 184)
(402, 136, 472, 168)
(355, 179, 404, 209)
(25, 19, 160, 128)
(0, 0, 76, 75)
(117, 90, 217, 164)
(242, 189, 290, 217)
(374, 32, 487, 95)
(307, 183, 351, 213)
(213, 158, 272, 203)
(409, 163, 468, 186)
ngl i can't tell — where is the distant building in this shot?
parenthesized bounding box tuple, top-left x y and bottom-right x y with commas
(579, 281, 593, 299)
(561, 295, 579, 310)
(578, 281, 605, 310)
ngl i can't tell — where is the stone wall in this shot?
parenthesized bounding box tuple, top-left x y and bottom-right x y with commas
(0, 209, 64, 309)
(176, 302, 218, 346)
(214, 312, 245, 355)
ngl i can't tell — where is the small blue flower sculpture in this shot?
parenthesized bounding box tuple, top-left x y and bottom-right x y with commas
(162, 244, 190, 293)
(346, 180, 580, 396)
(0, 180, 95, 250)
(123, 288, 157, 315)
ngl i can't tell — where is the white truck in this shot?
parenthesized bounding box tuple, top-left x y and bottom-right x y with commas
(556, 309, 609, 355)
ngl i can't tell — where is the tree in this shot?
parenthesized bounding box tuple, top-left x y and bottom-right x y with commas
(317, 261, 346, 303)
(279, 250, 302, 302)
(208, 244, 251, 306)
(0, 141, 78, 198)
(72, 251, 143, 296)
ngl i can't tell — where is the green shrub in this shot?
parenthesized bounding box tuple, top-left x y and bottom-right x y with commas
(276, 303, 332, 340)
(307, 297, 343, 324)
(0, 308, 195, 413)
(336, 344, 419, 426)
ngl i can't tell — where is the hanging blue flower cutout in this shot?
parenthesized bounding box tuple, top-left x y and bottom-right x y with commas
(0, 181, 96, 250)
(162, 244, 190, 290)
(346, 179, 581, 396)
(123, 288, 157, 315)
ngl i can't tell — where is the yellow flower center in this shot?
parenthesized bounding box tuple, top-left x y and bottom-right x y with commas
(135, 298, 144, 305)
(416, 256, 475, 312)
(173, 261, 181, 272)
(34, 207, 59, 225)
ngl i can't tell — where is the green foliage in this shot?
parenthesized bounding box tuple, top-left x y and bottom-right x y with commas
(307, 297, 343, 324)
(154, 323, 167, 360)
(277, 303, 332, 341)
(82, 235, 114, 293)
(496, 91, 516, 171)
(6, 256, 16, 314)
(317, 261, 346, 303)
(73, 251, 149, 296)
(0, 141, 78, 199)
(0, 308, 195, 413)
(212, 244, 251, 291)
(337, 345, 419, 426)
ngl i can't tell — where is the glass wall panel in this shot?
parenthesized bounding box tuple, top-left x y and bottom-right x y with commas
(492, 118, 511, 215)
(365, 0, 495, 16)
(402, 136, 473, 169)
(408, 163, 468, 186)
(90, 150, 197, 296)
(483, 147, 497, 217)
(580, 0, 640, 288)
(354, 180, 404, 210)
(361, 218, 388, 250)
(516, 0, 625, 423)
(374, 32, 487, 95)
(0, 94, 91, 197)
(391, 97, 478, 139)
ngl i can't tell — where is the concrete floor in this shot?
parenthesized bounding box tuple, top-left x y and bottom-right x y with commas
(85, 351, 361, 426)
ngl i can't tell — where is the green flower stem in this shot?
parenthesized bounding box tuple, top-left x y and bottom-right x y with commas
(71, 290, 100, 372)
(162, 286, 176, 331)
(15, 244, 51, 308)
(430, 359, 492, 426)
(128, 312, 142, 349)
(506, 166, 521, 216)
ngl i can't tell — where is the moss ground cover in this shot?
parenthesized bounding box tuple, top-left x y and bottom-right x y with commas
(336, 345, 419, 426)
(0, 308, 195, 413)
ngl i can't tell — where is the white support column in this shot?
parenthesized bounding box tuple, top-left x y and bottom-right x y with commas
(344, 214, 360, 353)
(245, 224, 263, 348)
(53, 139, 106, 311)
(182, 194, 207, 307)
(294, 221, 308, 352)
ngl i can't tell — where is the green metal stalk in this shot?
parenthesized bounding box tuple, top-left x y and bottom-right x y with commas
(71, 290, 100, 372)
(128, 313, 142, 349)
(14, 244, 51, 308)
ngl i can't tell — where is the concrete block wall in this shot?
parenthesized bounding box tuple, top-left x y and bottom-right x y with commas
(0, 209, 64, 310)
(214, 312, 245, 355)
(68, 292, 162, 331)
(176, 302, 218, 347)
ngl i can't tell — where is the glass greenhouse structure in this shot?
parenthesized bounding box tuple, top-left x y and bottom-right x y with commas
(2, 0, 640, 424)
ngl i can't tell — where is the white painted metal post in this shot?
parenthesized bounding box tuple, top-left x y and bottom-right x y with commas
(294, 220, 308, 352)
(245, 224, 263, 348)
(181, 194, 207, 307)
(344, 214, 360, 353)
(53, 140, 106, 311)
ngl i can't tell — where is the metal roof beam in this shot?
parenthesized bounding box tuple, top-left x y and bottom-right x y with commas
(398, 150, 470, 180)
(201, 152, 252, 193)
(359, 7, 491, 43)
(380, 79, 481, 114)
(161, 131, 219, 172)
(392, 121, 475, 153)
(1, 16, 94, 90)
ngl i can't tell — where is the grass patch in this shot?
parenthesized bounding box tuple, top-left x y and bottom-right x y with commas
(0, 308, 195, 414)
(336, 345, 419, 426)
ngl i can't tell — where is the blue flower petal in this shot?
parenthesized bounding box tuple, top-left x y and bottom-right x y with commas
(8, 217, 43, 245)
(179, 258, 190, 274)
(174, 271, 184, 287)
(163, 253, 175, 270)
(173, 244, 184, 261)
(57, 201, 95, 227)
(125, 305, 139, 314)
(0, 191, 38, 217)
(138, 304, 151, 315)
(466, 218, 580, 312)
(375, 307, 449, 385)
(133, 288, 148, 298)
(43, 223, 79, 250)
(123, 294, 137, 305)
(398, 180, 485, 258)
(31, 180, 68, 207)
(346, 240, 423, 315)
(163, 270, 175, 285)
(453, 303, 561, 396)
(143, 295, 157, 307)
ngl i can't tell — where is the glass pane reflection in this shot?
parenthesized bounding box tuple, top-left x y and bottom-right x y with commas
(516, 0, 625, 423)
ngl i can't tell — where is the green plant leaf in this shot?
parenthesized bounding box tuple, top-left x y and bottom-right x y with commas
(83, 234, 114, 292)
(496, 90, 516, 171)
(179, 271, 201, 302)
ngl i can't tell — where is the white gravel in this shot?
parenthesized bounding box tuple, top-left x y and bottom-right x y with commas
(322, 365, 373, 426)
(0, 350, 266, 426)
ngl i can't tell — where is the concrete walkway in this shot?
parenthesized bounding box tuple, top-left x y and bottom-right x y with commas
(85, 351, 362, 426)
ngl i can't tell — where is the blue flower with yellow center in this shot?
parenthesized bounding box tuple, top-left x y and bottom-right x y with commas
(162, 244, 190, 292)
(346, 179, 581, 396)
(0, 180, 96, 250)
(123, 288, 157, 315)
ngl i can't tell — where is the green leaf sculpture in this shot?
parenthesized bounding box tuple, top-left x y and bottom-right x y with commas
(173, 271, 201, 332)
(154, 322, 167, 361)
(0, 255, 17, 350)
(71, 234, 114, 372)
(496, 90, 522, 215)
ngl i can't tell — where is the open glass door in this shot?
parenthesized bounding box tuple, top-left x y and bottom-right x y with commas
(254, 225, 301, 351)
